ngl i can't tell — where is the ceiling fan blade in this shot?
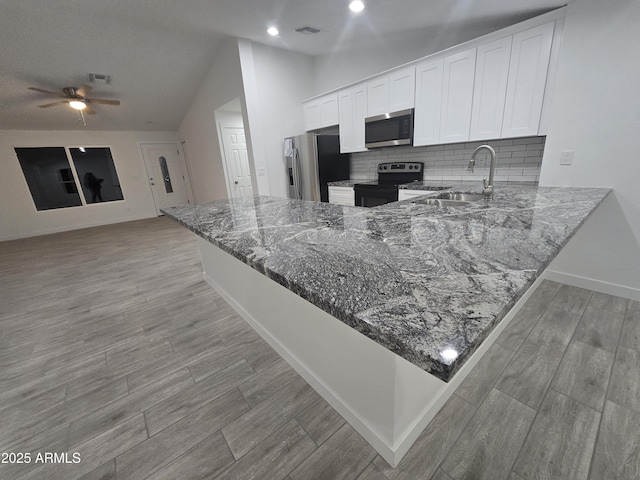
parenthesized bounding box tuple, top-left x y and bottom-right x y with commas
(76, 84, 92, 98)
(84, 104, 97, 115)
(86, 98, 120, 106)
(38, 101, 68, 108)
(29, 87, 64, 97)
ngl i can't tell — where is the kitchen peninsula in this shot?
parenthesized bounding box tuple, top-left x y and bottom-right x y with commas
(162, 184, 609, 466)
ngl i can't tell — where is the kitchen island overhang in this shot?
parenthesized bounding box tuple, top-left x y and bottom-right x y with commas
(162, 184, 610, 466)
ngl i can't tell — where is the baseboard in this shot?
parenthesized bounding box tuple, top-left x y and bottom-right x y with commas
(0, 213, 157, 241)
(543, 270, 640, 302)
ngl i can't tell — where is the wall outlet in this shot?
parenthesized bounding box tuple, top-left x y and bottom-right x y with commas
(560, 150, 574, 165)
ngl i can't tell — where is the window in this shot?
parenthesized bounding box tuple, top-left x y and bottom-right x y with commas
(69, 148, 124, 204)
(15, 146, 124, 211)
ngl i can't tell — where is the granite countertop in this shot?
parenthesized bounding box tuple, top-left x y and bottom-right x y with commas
(327, 180, 368, 187)
(398, 180, 539, 190)
(162, 184, 610, 381)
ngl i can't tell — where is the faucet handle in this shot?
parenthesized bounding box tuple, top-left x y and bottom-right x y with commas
(483, 177, 487, 188)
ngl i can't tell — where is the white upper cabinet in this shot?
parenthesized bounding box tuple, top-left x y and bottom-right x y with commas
(339, 84, 368, 153)
(440, 48, 477, 144)
(501, 21, 554, 138)
(306, 11, 564, 148)
(303, 93, 339, 131)
(389, 67, 415, 113)
(470, 36, 512, 141)
(367, 77, 389, 117)
(413, 57, 444, 146)
(367, 66, 415, 117)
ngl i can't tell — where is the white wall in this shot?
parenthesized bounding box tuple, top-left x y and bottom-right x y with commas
(540, 0, 640, 297)
(0, 129, 178, 241)
(179, 40, 247, 203)
(238, 40, 314, 198)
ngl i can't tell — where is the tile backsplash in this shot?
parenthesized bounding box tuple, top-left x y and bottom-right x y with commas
(351, 136, 545, 183)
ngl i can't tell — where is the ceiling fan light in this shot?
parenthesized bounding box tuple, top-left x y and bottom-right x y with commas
(69, 100, 86, 110)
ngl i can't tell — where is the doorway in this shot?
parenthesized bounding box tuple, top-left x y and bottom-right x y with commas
(220, 127, 253, 199)
(140, 142, 191, 215)
(215, 99, 254, 200)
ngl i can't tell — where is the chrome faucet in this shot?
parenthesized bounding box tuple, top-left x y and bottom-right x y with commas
(467, 144, 497, 199)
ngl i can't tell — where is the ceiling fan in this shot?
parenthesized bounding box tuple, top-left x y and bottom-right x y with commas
(28, 84, 120, 115)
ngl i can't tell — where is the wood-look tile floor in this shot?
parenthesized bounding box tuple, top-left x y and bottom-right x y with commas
(1, 217, 639, 480)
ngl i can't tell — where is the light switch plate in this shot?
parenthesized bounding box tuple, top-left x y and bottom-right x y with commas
(560, 150, 574, 165)
(257, 168, 266, 176)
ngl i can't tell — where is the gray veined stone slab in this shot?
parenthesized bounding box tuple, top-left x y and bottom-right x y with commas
(162, 186, 609, 381)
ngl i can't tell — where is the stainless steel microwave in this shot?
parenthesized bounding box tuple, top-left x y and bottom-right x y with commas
(364, 108, 414, 148)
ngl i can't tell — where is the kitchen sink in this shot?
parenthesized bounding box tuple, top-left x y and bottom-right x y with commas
(414, 192, 487, 207)
(434, 192, 486, 202)
(419, 199, 472, 207)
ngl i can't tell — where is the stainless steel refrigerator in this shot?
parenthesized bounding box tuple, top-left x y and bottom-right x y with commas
(284, 134, 350, 203)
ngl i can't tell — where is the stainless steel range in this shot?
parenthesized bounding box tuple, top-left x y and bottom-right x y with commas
(354, 162, 424, 207)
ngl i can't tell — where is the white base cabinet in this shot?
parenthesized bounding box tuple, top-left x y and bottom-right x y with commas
(328, 186, 355, 206)
(398, 189, 439, 201)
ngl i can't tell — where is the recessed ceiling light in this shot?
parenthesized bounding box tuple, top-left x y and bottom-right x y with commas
(69, 100, 86, 111)
(267, 26, 279, 36)
(349, 1, 365, 12)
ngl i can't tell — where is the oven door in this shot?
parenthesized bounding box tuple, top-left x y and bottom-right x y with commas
(354, 184, 398, 207)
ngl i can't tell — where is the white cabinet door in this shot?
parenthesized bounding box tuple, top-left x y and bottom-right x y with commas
(353, 85, 368, 152)
(367, 67, 415, 117)
(501, 21, 554, 138)
(398, 189, 438, 201)
(367, 77, 390, 117)
(303, 93, 339, 131)
(320, 94, 339, 127)
(338, 89, 355, 153)
(303, 101, 322, 132)
(413, 57, 444, 146)
(328, 186, 355, 206)
(440, 48, 477, 144)
(338, 85, 368, 153)
(470, 37, 512, 141)
(389, 66, 416, 112)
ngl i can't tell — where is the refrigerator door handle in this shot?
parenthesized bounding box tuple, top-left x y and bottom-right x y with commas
(293, 149, 303, 200)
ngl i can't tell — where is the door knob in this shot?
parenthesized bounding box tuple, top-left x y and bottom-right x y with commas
(234, 181, 239, 184)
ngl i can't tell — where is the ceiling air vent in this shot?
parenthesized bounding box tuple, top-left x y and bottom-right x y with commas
(294, 25, 324, 35)
(87, 73, 112, 85)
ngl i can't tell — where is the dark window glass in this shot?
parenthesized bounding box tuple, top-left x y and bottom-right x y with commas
(15, 147, 82, 210)
(69, 148, 124, 204)
(159, 156, 174, 193)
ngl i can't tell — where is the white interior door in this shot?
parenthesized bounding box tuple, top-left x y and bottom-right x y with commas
(221, 126, 253, 199)
(141, 143, 189, 215)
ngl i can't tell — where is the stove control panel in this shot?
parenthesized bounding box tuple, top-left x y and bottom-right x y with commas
(378, 162, 423, 173)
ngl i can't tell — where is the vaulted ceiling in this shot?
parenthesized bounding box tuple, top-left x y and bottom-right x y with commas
(0, 0, 566, 131)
